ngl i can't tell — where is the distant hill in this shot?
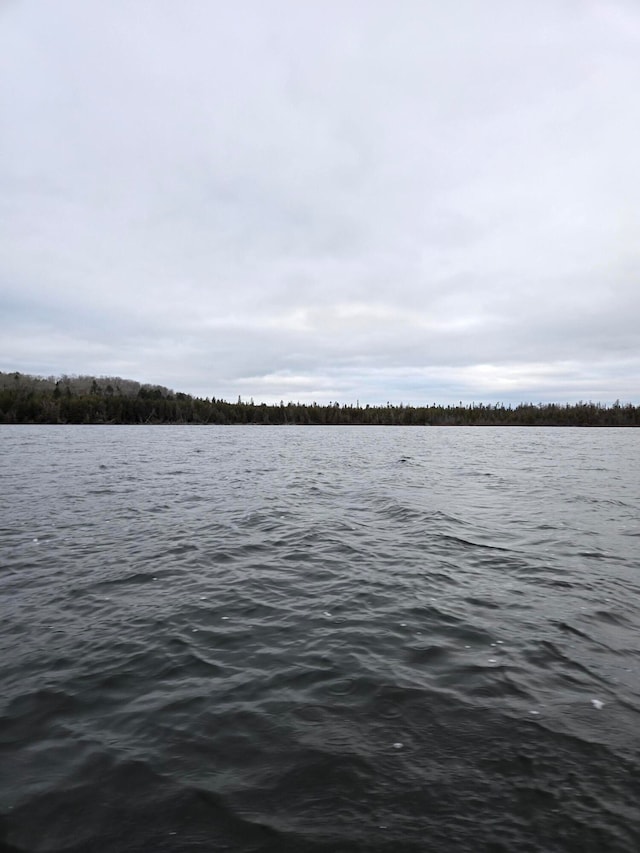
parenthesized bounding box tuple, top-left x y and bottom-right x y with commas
(0, 371, 638, 426)
(0, 371, 172, 398)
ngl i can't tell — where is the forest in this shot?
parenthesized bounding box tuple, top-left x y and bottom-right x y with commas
(1, 371, 639, 426)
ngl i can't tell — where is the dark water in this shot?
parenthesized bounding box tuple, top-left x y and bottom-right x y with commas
(1, 425, 639, 853)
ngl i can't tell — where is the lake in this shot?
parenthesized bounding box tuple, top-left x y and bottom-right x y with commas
(1, 425, 639, 852)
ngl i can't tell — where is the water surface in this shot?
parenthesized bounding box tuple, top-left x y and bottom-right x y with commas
(1, 426, 639, 852)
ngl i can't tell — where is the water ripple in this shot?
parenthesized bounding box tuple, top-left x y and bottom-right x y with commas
(1, 425, 639, 851)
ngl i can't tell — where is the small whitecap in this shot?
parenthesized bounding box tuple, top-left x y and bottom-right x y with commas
(488, 658, 497, 663)
(464, 645, 470, 649)
(591, 699, 604, 710)
(221, 616, 229, 620)
(392, 742, 403, 749)
(323, 611, 332, 617)
(530, 710, 540, 715)
(496, 640, 503, 644)
(399, 623, 407, 627)
(192, 628, 199, 632)
(33, 538, 39, 543)
(200, 596, 207, 600)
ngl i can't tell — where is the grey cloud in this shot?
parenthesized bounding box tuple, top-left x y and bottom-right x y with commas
(1, 1, 639, 404)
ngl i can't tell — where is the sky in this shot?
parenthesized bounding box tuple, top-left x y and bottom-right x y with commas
(1, 0, 639, 405)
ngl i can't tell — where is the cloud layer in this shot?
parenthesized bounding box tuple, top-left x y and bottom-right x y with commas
(2, 0, 639, 403)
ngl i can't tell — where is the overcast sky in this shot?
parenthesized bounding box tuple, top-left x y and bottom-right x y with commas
(1, 0, 639, 404)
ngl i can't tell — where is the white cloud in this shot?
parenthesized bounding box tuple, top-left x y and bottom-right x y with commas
(1, 0, 639, 403)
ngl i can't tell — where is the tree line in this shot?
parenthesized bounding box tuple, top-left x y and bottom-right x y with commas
(1, 371, 638, 426)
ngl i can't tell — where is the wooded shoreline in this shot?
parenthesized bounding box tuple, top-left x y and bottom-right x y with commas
(1, 372, 638, 426)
